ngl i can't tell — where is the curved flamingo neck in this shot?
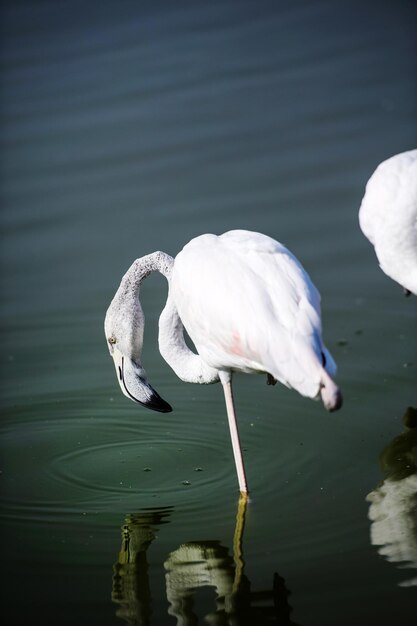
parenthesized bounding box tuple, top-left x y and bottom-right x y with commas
(121, 251, 173, 288)
(122, 252, 219, 385)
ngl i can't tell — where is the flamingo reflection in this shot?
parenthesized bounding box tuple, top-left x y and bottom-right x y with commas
(112, 496, 299, 625)
(112, 508, 172, 624)
(366, 406, 417, 587)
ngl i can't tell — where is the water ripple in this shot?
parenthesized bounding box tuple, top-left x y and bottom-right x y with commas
(47, 436, 230, 496)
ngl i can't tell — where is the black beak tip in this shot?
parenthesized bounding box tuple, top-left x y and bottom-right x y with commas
(154, 399, 173, 413)
(142, 393, 173, 413)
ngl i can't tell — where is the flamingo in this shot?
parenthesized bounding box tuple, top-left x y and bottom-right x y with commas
(104, 230, 342, 494)
(359, 149, 417, 296)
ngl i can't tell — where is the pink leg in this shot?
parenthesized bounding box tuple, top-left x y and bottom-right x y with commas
(220, 371, 249, 494)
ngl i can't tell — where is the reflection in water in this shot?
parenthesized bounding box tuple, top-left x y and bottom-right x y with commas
(367, 407, 417, 587)
(164, 540, 241, 625)
(112, 497, 299, 625)
(112, 508, 173, 625)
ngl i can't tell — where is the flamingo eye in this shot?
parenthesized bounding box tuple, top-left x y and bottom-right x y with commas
(108, 336, 116, 345)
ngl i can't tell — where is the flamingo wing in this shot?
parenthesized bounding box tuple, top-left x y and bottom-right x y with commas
(171, 230, 335, 398)
(359, 149, 417, 293)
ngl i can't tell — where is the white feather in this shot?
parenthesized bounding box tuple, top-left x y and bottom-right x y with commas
(105, 230, 342, 494)
(359, 149, 417, 294)
(172, 230, 336, 399)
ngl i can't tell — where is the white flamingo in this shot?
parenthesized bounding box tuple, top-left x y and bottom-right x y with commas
(359, 149, 417, 295)
(104, 230, 342, 494)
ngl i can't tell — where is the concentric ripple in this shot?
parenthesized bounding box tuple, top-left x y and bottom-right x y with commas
(48, 435, 230, 497)
(1, 403, 240, 520)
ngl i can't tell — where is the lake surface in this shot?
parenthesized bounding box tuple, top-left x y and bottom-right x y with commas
(1, 1, 416, 624)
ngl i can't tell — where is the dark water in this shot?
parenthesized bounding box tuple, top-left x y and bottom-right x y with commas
(1, 1, 417, 624)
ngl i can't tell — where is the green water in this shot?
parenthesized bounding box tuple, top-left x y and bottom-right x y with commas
(1, 1, 416, 624)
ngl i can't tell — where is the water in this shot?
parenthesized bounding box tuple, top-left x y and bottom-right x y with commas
(1, 0, 416, 624)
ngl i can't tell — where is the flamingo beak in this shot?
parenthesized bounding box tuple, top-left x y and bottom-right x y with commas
(111, 347, 172, 413)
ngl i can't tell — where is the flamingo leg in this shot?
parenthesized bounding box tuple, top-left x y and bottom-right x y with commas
(219, 371, 249, 494)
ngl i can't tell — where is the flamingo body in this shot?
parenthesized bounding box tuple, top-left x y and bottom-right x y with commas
(104, 230, 342, 494)
(172, 230, 336, 401)
(359, 149, 417, 295)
